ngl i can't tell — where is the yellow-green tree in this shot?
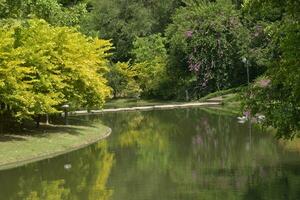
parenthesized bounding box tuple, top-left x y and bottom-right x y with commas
(0, 0, 87, 26)
(107, 62, 141, 98)
(0, 19, 111, 121)
(131, 34, 168, 97)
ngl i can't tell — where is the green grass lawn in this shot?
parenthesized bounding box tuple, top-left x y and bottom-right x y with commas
(198, 88, 242, 115)
(104, 91, 241, 114)
(0, 122, 110, 170)
(198, 86, 245, 102)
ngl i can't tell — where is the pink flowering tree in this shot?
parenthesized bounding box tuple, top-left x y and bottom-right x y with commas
(166, 0, 250, 97)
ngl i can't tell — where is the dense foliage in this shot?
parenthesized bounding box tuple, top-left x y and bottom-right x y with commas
(241, 0, 300, 139)
(0, 0, 298, 138)
(0, 0, 87, 26)
(82, 0, 182, 61)
(131, 34, 168, 97)
(0, 19, 111, 121)
(107, 62, 140, 98)
(166, 0, 250, 97)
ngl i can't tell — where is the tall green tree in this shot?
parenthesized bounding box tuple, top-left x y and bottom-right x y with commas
(131, 34, 168, 97)
(166, 0, 250, 97)
(0, 0, 87, 26)
(82, 0, 182, 62)
(242, 0, 300, 139)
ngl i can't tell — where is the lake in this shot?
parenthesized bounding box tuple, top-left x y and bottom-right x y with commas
(0, 108, 300, 200)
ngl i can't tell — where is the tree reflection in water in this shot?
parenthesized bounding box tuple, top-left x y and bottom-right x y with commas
(100, 108, 300, 200)
(0, 108, 299, 200)
(0, 141, 114, 200)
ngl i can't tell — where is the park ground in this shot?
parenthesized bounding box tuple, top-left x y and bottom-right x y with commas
(0, 122, 111, 170)
(0, 89, 299, 170)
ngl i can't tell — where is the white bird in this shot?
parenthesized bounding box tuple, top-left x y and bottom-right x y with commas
(237, 116, 248, 123)
(256, 114, 266, 123)
(64, 164, 72, 170)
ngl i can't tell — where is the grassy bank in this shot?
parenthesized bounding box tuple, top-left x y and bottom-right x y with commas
(198, 87, 244, 102)
(201, 92, 300, 152)
(264, 128, 300, 153)
(0, 122, 111, 170)
(104, 91, 241, 114)
(279, 138, 300, 153)
(200, 92, 241, 115)
(103, 98, 183, 109)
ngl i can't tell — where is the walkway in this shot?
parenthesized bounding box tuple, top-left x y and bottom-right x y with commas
(70, 102, 221, 115)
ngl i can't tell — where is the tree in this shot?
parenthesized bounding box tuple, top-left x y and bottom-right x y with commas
(82, 0, 182, 62)
(166, 0, 250, 97)
(0, 0, 87, 26)
(0, 19, 111, 121)
(107, 62, 141, 98)
(241, 0, 300, 139)
(131, 34, 168, 97)
(58, 0, 87, 6)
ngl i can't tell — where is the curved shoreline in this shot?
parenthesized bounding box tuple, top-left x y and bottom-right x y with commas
(0, 102, 220, 171)
(0, 126, 111, 171)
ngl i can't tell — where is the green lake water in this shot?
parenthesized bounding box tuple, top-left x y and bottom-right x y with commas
(0, 108, 300, 200)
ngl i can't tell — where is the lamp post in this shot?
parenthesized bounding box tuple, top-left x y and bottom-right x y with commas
(242, 57, 250, 85)
(242, 57, 252, 150)
(45, 114, 49, 125)
(62, 104, 69, 125)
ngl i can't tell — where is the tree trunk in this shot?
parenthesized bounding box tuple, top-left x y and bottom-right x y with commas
(36, 115, 41, 128)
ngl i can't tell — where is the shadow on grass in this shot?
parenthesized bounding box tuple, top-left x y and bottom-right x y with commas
(28, 125, 85, 138)
(0, 113, 110, 144)
(0, 135, 27, 142)
(0, 117, 104, 140)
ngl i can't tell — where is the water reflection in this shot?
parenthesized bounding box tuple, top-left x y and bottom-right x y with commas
(99, 109, 300, 200)
(0, 108, 299, 200)
(0, 141, 114, 200)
